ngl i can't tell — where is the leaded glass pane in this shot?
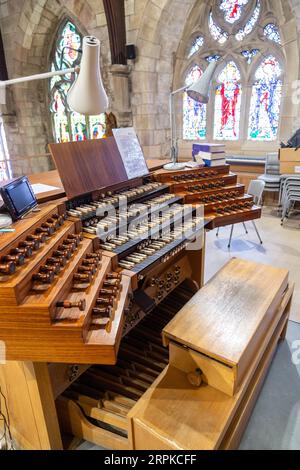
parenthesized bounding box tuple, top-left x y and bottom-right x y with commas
(71, 112, 88, 141)
(219, 0, 249, 24)
(183, 66, 207, 140)
(235, 1, 261, 41)
(214, 61, 242, 140)
(209, 12, 228, 44)
(264, 23, 281, 44)
(188, 36, 204, 58)
(241, 49, 259, 64)
(90, 115, 107, 139)
(52, 89, 70, 143)
(248, 56, 282, 141)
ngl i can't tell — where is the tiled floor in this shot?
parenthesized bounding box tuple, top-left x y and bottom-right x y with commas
(79, 208, 300, 450)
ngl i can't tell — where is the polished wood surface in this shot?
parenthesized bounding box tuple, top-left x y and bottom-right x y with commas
(28, 160, 169, 203)
(49, 138, 130, 199)
(0, 146, 290, 451)
(0, 361, 62, 450)
(153, 165, 262, 230)
(103, 0, 127, 65)
(163, 258, 288, 372)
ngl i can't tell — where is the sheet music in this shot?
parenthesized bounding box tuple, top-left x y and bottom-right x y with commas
(113, 128, 149, 179)
(31, 183, 60, 194)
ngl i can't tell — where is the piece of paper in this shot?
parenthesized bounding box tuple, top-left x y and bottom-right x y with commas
(31, 183, 60, 194)
(113, 128, 149, 179)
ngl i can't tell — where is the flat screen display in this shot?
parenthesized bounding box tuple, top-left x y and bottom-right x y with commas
(1, 176, 37, 220)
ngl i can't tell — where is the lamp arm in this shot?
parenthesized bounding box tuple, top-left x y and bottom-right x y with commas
(171, 85, 188, 96)
(0, 68, 77, 88)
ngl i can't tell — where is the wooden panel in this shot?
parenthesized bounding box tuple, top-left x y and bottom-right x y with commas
(205, 206, 262, 230)
(279, 148, 300, 162)
(220, 315, 290, 450)
(49, 138, 128, 199)
(103, 0, 127, 65)
(169, 342, 236, 397)
(49, 363, 90, 399)
(129, 283, 293, 450)
(0, 361, 62, 450)
(56, 396, 129, 450)
(154, 165, 230, 183)
(163, 258, 288, 369)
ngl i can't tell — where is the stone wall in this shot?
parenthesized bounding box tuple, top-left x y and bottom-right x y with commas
(0, 0, 115, 175)
(1, 0, 300, 175)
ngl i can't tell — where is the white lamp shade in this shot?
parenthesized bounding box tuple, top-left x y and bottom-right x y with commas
(186, 61, 218, 104)
(67, 36, 108, 115)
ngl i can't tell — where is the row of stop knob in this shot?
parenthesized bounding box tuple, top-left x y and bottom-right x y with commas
(31, 233, 83, 285)
(72, 250, 102, 286)
(187, 180, 226, 193)
(0, 214, 66, 276)
(172, 170, 219, 182)
(55, 271, 122, 316)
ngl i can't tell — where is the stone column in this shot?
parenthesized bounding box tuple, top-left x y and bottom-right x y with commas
(110, 64, 132, 127)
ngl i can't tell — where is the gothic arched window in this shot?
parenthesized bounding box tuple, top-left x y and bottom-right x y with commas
(49, 20, 106, 143)
(183, 65, 207, 140)
(248, 56, 282, 141)
(214, 62, 242, 140)
(182, 0, 284, 143)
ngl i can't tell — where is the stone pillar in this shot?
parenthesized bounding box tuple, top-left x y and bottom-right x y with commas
(110, 64, 132, 127)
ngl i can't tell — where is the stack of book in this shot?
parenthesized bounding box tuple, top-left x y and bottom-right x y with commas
(192, 143, 226, 167)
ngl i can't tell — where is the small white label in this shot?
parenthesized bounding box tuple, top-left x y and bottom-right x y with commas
(0, 340, 6, 364)
(295, 166, 300, 174)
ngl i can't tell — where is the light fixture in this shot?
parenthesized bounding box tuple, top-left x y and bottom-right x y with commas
(164, 60, 219, 171)
(0, 36, 108, 116)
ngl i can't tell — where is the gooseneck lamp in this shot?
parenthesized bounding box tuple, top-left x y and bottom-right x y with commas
(164, 60, 219, 171)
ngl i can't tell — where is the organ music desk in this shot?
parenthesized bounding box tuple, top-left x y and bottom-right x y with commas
(0, 138, 293, 450)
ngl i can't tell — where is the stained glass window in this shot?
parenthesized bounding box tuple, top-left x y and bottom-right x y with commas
(188, 36, 204, 58)
(214, 62, 242, 140)
(220, 0, 249, 24)
(241, 49, 259, 64)
(49, 20, 106, 143)
(248, 56, 282, 141)
(235, 1, 261, 41)
(209, 12, 229, 44)
(264, 23, 281, 44)
(183, 66, 207, 140)
(183, 1, 284, 143)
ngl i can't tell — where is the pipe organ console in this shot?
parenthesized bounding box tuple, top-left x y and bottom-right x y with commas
(0, 138, 293, 451)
